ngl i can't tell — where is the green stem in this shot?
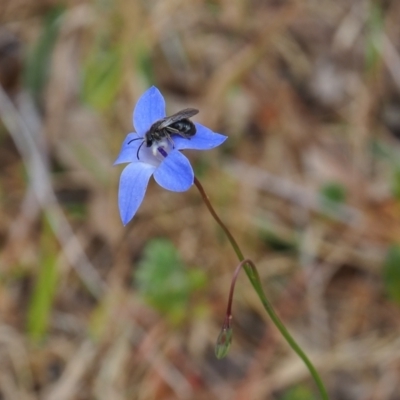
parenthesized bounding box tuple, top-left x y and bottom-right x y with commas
(194, 177, 328, 400)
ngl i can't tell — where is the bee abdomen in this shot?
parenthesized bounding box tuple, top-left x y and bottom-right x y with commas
(170, 120, 196, 136)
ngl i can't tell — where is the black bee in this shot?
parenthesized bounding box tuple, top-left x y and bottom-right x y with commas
(129, 108, 199, 159)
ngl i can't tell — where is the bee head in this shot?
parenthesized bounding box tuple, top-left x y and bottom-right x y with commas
(145, 136, 153, 147)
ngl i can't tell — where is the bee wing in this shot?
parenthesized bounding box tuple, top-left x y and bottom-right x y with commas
(157, 108, 199, 129)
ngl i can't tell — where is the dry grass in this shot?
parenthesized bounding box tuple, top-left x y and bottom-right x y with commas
(1, 0, 400, 399)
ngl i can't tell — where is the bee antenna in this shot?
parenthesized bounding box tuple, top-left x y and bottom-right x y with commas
(128, 137, 143, 145)
(136, 141, 145, 160)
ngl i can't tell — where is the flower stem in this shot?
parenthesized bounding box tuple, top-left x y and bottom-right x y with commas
(193, 177, 329, 400)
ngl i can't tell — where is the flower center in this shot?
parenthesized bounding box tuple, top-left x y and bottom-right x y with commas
(151, 138, 170, 159)
(157, 147, 168, 158)
(138, 138, 172, 167)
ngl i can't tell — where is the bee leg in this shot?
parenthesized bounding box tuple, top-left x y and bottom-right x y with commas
(166, 135, 175, 149)
(173, 129, 192, 140)
(177, 132, 192, 139)
(166, 127, 191, 140)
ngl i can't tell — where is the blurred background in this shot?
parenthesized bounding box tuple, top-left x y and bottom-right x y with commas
(1, 0, 400, 399)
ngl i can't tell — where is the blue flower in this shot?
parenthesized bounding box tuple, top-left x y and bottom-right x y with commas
(115, 86, 227, 225)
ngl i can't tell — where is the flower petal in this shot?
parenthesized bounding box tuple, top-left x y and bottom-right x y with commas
(133, 86, 166, 135)
(173, 123, 227, 151)
(118, 162, 155, 225)
(114, 133, 144, 165)
(153, 150, 194, 192)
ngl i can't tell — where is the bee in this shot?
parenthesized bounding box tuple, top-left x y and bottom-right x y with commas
(129, 108, 199, 159)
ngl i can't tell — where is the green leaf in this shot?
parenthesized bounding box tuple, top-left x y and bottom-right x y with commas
(320, 182, 346, 204)
(260, 228, 297, 253)
(370, 139, 395, 161)
(82, 46, 122, 110)
(27, 219, 58, 341)
(318, 181, 347, 218)
(383, 245, 400, 305)
(280, 385, 316, 400)
(133, 42, 154, 84)
(392, 168, 400, 200)
(365, 2, 384, 74)
(135, 238, 207, 324)
(24, 6, 65, 104)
